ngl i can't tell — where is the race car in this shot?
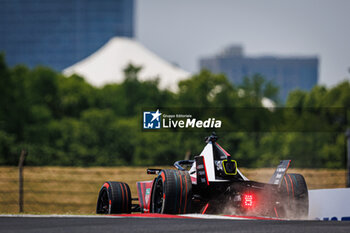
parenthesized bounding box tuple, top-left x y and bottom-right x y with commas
(96, 133, 309, 219)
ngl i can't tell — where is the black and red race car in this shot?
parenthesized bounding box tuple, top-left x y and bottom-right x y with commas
(96, 133, 309, 219)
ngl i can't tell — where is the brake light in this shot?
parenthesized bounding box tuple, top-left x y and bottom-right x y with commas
(242, 193, 255, 208)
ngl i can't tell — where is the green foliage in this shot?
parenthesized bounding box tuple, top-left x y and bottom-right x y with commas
(58, 74, 98, 118)
(0, 130, 16, 165)
(0, 53, 348, 168)
(240, 74, 279, 106)
(178, 69, 237, 107)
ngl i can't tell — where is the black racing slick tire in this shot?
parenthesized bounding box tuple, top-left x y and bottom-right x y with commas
(280, 173, 309, 218)
(151, 169, 192, 214)
(96, 181, 131, 214)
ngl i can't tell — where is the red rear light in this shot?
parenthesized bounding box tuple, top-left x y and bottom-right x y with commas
(242, 193, 256, 208)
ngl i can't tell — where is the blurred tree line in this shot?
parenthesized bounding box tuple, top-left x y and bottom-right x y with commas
(0, 54, 349, 168)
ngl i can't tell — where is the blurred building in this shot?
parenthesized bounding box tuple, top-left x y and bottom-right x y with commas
(200, 45, 318, 101)
(0, 0, 134, 71)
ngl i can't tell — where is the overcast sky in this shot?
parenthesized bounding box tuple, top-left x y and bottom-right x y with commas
(136, 0, 350, 87)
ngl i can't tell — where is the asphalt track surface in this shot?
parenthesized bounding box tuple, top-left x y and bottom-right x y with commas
(1, 216, 350, 233)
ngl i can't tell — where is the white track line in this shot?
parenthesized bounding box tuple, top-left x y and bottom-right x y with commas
(181, 214, 249, 220)
(0, 214, 306, 220)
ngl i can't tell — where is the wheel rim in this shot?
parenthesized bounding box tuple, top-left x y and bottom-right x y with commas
(153, 178, 164, 213)
(98, 188, 109, 214)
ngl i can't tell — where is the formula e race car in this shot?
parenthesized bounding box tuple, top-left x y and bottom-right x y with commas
(96, 133, 309, 219)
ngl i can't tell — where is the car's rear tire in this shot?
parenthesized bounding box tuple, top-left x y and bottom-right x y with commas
(96, 181, 131, 214)
(280, 173, 309, 218)
(151, 169, 192, 214)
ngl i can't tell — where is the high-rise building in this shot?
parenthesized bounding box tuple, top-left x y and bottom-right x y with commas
(0, 0, 134, 71)
(200, 45, 318, 101)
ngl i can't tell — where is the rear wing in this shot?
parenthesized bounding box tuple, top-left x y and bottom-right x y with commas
(268, 160, 291, 186)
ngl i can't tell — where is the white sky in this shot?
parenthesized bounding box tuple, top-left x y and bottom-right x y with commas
(136, 0, 350, 87)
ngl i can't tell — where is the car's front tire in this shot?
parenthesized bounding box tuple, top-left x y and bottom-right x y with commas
(151, 169, 192, 214)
